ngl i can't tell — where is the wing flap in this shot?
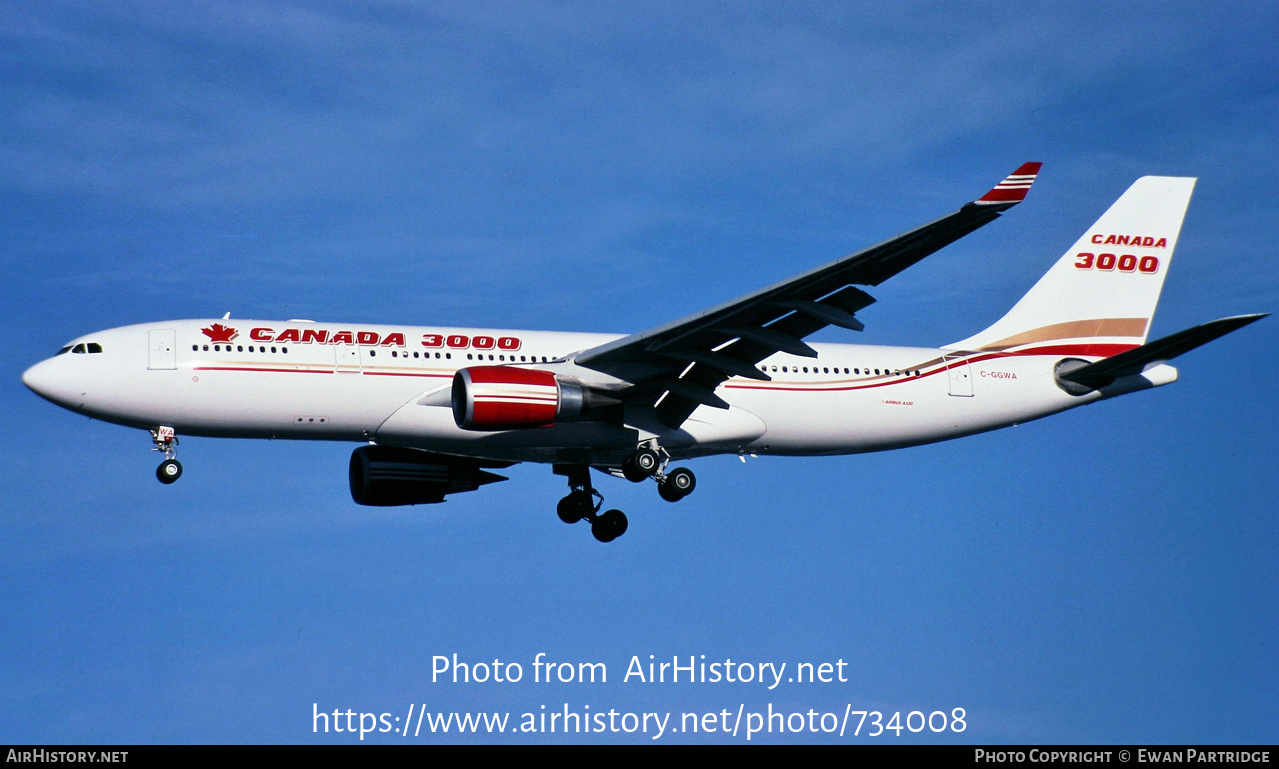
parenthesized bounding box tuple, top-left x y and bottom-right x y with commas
(770, 299, 866, 331)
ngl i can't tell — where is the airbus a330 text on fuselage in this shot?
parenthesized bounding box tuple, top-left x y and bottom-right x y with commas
(24, 164, 1264, 542)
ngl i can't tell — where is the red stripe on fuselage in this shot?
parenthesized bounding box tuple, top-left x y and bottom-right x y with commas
(724, 344, 1138, 394)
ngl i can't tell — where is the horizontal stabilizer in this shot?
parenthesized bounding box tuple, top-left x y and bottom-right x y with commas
(1058, 313, 1267, 390)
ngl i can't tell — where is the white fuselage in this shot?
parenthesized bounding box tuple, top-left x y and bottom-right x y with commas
(23, 318, 1154, 466)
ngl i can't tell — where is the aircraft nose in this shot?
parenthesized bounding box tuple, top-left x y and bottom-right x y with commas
(22, 359, 51, 396)
(22, 357, 82, 408)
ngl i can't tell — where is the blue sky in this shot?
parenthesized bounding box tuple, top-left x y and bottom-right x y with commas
(2, 1, 1275, 744)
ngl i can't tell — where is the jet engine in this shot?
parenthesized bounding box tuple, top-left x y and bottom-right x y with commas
(451, 366, 599, 430)
(348, 445, 509, 506)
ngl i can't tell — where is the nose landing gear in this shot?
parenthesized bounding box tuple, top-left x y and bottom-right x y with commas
(151, 426, 182, 484)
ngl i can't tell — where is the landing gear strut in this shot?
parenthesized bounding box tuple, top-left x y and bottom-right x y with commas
(151, 426, 182, 484)
(554, 464, 628, 543)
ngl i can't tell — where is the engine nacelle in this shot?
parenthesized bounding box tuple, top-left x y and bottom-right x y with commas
(349, 445, 508, 506)
(452, 366, 589, 430)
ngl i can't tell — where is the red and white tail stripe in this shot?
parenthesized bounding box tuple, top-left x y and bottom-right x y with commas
(975, 162, 1043, 205)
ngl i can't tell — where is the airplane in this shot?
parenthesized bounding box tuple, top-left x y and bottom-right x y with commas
(22, 163, 1266, 543)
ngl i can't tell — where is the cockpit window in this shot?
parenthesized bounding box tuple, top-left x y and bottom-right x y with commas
(72, 344, 87, 354)
(87, 343, 103, 353)
(56, 346, 72, 355)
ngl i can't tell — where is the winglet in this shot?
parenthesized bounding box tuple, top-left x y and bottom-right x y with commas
(974, 162, 1043, 205)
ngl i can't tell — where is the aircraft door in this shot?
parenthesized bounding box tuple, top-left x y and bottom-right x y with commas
(943, 354, 973, 397)
(148, 329, 177, 370)
(335, 343, 361, 373)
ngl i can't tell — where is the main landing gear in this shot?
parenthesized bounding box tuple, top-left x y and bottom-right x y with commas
(151, 426, 182, 484)
(622, 445, 696, 503)
(554, 446, 697, 543)
(555, 465, 628, 543)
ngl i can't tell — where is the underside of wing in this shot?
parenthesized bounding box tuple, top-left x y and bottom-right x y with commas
(574, 163, 1043, 427)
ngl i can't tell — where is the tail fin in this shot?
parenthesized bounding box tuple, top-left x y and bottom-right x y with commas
(947, 176, 1197, 356)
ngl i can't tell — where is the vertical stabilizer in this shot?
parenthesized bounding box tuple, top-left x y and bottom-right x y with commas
(947, 176, 1196, 357)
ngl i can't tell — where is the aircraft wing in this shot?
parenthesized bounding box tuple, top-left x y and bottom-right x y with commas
(574, 163, 1043, 427)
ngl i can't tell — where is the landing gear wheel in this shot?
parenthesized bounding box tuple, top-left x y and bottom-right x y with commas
(156, 458, 183, 484)
(621, 456, 646, 483)
(557, 490, 594, 524)
(658, 466, 695, 502)
(591, 509, 629, 543)
(623, 447, 661, 481)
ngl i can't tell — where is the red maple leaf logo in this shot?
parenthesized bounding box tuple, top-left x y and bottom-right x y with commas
(201, 323, 238, 343)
